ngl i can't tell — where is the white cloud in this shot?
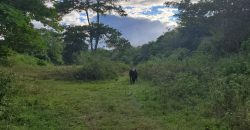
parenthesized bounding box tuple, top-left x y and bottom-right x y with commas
(44, 0, 54, 8)
(31, 20, 45, 28)
(60, 0, 200, 26)
(61, 0, 180, 26)
(0, 35, 4, 40)
(60, 11, 85, 26)
(31, 20, 54, 30)
(59, 0, 199, 45)
(120, 0, 181, 26)
(120, 0, 180, 6)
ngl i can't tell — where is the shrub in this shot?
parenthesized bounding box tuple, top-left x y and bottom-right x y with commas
(111, 62, 129, 74)
(74, 51, 111, 65)
(0, 71, 12, 103)
(241, 38, 250, 53)
(167, 48, 190, 61)
(0, 71, 13, 119)
(138, 52, 250, 129)
(37, 59, 48, 66)
(75, 60, 119, 81)
(0, 46, 11, 59)
(0, 54, 49, 67)
(73, 51, 129, 81)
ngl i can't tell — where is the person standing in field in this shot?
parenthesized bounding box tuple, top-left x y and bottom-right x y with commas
(129, 67, 138, 84)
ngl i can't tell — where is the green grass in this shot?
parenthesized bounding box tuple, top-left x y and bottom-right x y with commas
(1, 66, 164, 130)
(1, 66, 221, 130)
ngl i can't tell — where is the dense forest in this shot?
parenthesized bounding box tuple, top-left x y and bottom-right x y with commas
(0, 0, 250, 129)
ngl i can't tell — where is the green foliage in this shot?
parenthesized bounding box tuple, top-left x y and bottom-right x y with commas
(103, 24, 132, 51)
(74, 53, 129, 80)
(57, 0, 129, 52)
(62, 26, 89, 64)
(0, 46, 12, 63)
(0, 67, 169, 129)
(74, 50, 107, 64)
(111, 47, 139, 65)
(168, 48, 190, 61)
(1, 54, 49, 67)
(0, 71, 13, 104)
(241, 38, 250, 55)
(166, 0, 250, 53)
(47, 41, 63, 65)
(39, 29, 64, 65)
(0, 3, 46, 57)
(75, 60, 118, 80)
(0, 0, 59, 62)
(131, 1, 250, 129)
(0, 0, 249, 129)
(222, 61, 247, 75)
(56, 0, 127, 16)
(210, 56, 250, 129)
(138, 53, 250, 129)
(0, 71, 13, 121)
(1, 0, 58, 29)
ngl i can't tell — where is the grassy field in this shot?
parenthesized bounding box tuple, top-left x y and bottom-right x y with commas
(1, 66, 219, 130)
(1, 66, 164, 130)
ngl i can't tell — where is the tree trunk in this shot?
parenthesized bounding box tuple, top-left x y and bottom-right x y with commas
(90, 37, 94, 52)
(94, 0, 100, 51)
(85, 9, 94, 52)
(85, 9, 91, 25)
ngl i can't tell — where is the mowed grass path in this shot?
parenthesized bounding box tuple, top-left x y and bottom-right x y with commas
(7, 71, 169, 130)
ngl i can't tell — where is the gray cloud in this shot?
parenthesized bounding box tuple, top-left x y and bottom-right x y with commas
(59, 0, 200, 46)
(31, 20, 45, 28)
(99, 15, 167, 46)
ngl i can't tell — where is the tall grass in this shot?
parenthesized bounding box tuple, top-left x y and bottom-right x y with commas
(0, 54, 49, 67)
(138, 53, 250, 129)
(0, 71, 14, 127)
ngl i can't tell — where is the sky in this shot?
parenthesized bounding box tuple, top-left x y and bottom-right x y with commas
(60, 0, 181, 46)
(4, 0, 200, 43)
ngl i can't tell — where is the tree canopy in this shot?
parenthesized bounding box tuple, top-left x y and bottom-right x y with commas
(0, 0, 59, 57)
(165, 0, 250, 53)
(56, 0, 130, 52)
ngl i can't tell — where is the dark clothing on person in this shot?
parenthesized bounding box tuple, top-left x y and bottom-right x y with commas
(129, 69, 138, 84)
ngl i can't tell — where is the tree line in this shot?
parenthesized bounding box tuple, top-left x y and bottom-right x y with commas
(134, 0, 250, 63)
(0, 0, 131, 65)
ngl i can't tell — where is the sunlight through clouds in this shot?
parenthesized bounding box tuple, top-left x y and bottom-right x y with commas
(61, 0, 181, 27)
(119, 0, 180, 27)
(59, 0, 189, 46)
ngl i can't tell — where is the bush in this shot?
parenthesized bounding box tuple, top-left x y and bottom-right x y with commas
(0, 54, 49, 67)
(75, 60, 119, 81)
(138, 52, 250, 129)
(0, 46, 11, 59)
(0, 71, 12, 103)
(37, 59, 48, 66)
(73, 51, 129, 81)
(241, 38, 250, 53)
(167, 48, 190, 61)
(111, 62, 129, 74)
(75, 51, 111, 65)
(0, 71, 13, 119)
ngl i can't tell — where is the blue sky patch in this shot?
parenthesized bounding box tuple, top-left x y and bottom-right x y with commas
(142, 6, 166, 15)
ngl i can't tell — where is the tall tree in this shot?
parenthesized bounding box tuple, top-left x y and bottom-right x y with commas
(62, 26, 89, 64)
(39, 29, 64, 64)
(166, 0, 250, 53)
(56, 0, 128, 52)
(0, 0, 59, 57)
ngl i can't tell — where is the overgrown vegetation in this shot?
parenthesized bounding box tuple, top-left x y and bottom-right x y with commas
(0, 71, 14, 126)
(132, 0, 250, 129)
(138, 51, 250, 129)
(75, 59, 128, 81)
(0, 0, 250, 129)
